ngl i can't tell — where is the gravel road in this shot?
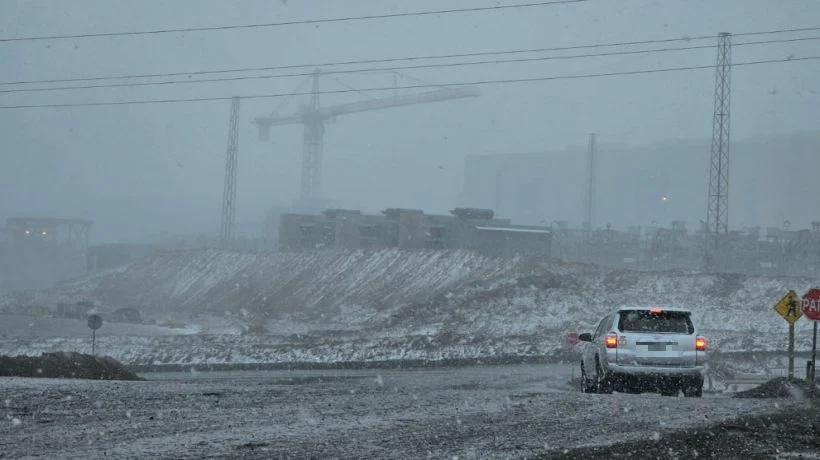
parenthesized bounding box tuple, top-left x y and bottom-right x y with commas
(0, 364, 810, 459)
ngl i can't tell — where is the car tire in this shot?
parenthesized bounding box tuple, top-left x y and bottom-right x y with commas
(595, 360, 613, 394)
(618, 375, 636, 394)
(581, 362, 596, 393)
(683, 379, 703, 398)
(660, 387, 679, 397)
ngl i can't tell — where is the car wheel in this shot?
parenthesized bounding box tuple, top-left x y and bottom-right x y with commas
(683, 379, 703, 397)
(595, 360, 613, 394)
(617, 375, 635, 394)
(660, 387, 679, 397)
(660, 380, 680, 396)
(581, 362, 596, 393)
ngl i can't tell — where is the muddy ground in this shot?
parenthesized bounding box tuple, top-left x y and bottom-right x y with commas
(1, 364, 816, 459)
(558, 405, 819, 459)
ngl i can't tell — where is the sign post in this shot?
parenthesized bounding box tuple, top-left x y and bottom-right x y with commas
(801, 288, 820, 383)
(87, 314, 103, 356)
(774, 290, 802, 378)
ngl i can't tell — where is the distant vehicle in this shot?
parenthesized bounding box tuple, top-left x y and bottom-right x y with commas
(578, 307, 706, 397)
(109, 307, 142, 324)
(54, 300, 96, 320)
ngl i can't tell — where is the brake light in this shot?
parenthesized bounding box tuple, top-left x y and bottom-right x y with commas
(695, 336, 707, 351)
(649, 307, 663, 314)
(605, 333, 618, 348)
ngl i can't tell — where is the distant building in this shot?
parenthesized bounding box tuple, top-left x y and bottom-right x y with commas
(462, 131, 820, 231)
(0, 217, 91, 290)
(279, 207, 552, 257)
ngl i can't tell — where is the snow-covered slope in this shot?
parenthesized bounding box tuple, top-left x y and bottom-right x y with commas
(2, 249, 512, 316)
(1, 248, 816, 367)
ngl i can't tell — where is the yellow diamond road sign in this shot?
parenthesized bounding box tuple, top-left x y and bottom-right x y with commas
(774, 290, 802, 324)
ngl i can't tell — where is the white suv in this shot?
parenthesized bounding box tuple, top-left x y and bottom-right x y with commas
(579, 307, 706, 397)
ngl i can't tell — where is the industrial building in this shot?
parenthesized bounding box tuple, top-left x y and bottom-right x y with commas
(0, 217, 91, 290)
(279, 207, 552, 257)
(461, 131, 820, 232)
(545, 219, 820, 276)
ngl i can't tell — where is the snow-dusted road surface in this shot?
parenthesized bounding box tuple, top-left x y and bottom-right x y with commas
(0, 365, 796, 459)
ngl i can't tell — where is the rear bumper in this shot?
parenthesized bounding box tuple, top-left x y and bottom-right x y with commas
(606, 363, 704, 378)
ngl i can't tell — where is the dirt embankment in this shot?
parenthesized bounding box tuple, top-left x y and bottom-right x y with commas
(556, 404, 819, 459)
(733, 377, 820, 399)
(0, 352, 143, 380)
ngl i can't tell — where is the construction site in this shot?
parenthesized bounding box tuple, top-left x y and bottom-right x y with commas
(1, 33, 819, 293)
(462, 130, 820, 276)
(4, 4, 820, 458)
(208, 38, 820, 279)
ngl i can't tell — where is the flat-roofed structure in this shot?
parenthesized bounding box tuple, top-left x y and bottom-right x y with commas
(279, 208, 551, 257)
(0, 217, 92, 290)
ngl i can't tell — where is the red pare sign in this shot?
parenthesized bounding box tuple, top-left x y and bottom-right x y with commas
(801, 288, 820, 321)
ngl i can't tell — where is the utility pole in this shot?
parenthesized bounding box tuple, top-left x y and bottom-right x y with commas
(584, 133, 596, 232)
(705, 33, 731, 270)
(495, 169, 502, 217)
(220, 96, 240, 245)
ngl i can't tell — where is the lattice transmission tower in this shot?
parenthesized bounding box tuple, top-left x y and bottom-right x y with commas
(705, 33, 731, 269)
(220, 96, 240, 244)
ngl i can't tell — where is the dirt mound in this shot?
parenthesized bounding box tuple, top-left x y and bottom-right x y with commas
(0, 352, 144, 380)
(734, 377, 820, 399)
(556, 406, 820, 459)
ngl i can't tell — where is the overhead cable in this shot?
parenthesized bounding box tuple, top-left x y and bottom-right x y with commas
(0, 0, 588, 43)
(1, 55, 817, 110)
(3, 37, 819, 94)
(3, 27, 819, 87)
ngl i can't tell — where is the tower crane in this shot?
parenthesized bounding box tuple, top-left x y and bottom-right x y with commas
(253, 69, 479, 208)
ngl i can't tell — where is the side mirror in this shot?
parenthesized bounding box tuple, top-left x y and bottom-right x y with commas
(578, 333, 593, 342)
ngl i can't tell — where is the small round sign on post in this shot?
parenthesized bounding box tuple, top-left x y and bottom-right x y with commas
(87, 314, 102, 356)
(87, 314, 103, 330)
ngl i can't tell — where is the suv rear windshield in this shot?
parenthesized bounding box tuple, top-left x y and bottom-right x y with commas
(617, 310, 694, 334)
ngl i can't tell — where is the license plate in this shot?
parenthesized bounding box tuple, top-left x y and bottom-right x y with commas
(648, 343, 667, 351)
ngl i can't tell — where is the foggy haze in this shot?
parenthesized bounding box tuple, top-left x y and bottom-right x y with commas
(2, 4, 820, 455)
(1, 0, 818, 242)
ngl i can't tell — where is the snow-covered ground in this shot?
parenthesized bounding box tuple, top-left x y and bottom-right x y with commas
(1, 248, 817, 370)
(1, 364, 807, 459)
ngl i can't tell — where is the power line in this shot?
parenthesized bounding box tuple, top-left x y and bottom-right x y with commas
(0, 0, 588, 43)
(1, 56, 816, 110)
(2, 26, 819, 87)
(0, 44, 723, 93)
(3, 37, 819, 95)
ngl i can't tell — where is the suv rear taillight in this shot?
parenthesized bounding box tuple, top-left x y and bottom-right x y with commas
(605, 333, 618, 349)
(695, 336, 707, 351)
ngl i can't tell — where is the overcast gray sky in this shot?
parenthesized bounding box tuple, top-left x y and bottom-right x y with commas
(1, 0, 818, 242)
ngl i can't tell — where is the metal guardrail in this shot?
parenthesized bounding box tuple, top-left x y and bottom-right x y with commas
(725, 367, 810, 384)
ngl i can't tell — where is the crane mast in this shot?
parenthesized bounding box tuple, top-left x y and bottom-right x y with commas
(302, 71, 324, 202)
